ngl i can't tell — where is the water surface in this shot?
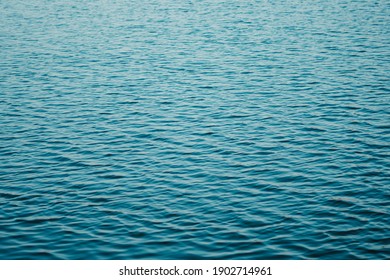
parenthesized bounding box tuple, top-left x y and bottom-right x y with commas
(0, 0, 389, 259)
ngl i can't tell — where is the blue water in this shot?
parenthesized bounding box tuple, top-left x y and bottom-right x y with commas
(1, 0, 389, 259)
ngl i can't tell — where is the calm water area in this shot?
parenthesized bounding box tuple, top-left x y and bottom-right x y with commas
(0, 0, 389, 259)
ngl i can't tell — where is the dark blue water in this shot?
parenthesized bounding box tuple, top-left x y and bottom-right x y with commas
(1, 0, 389, 259)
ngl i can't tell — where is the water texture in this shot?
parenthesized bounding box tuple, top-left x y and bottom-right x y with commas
(0, 0, 389, 259)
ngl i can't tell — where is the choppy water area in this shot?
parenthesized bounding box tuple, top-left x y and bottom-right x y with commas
(1, 0, 389, 259)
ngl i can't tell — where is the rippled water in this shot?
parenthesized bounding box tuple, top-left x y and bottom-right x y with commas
(1, 0, 389, 259)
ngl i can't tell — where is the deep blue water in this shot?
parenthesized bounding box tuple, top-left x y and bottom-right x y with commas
(1, 0, 389, 259)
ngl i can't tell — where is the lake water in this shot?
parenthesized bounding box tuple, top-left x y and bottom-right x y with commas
(0, 0, 389, 259)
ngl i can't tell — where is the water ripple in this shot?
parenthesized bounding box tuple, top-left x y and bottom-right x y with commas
(1, 0, 389, 259)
